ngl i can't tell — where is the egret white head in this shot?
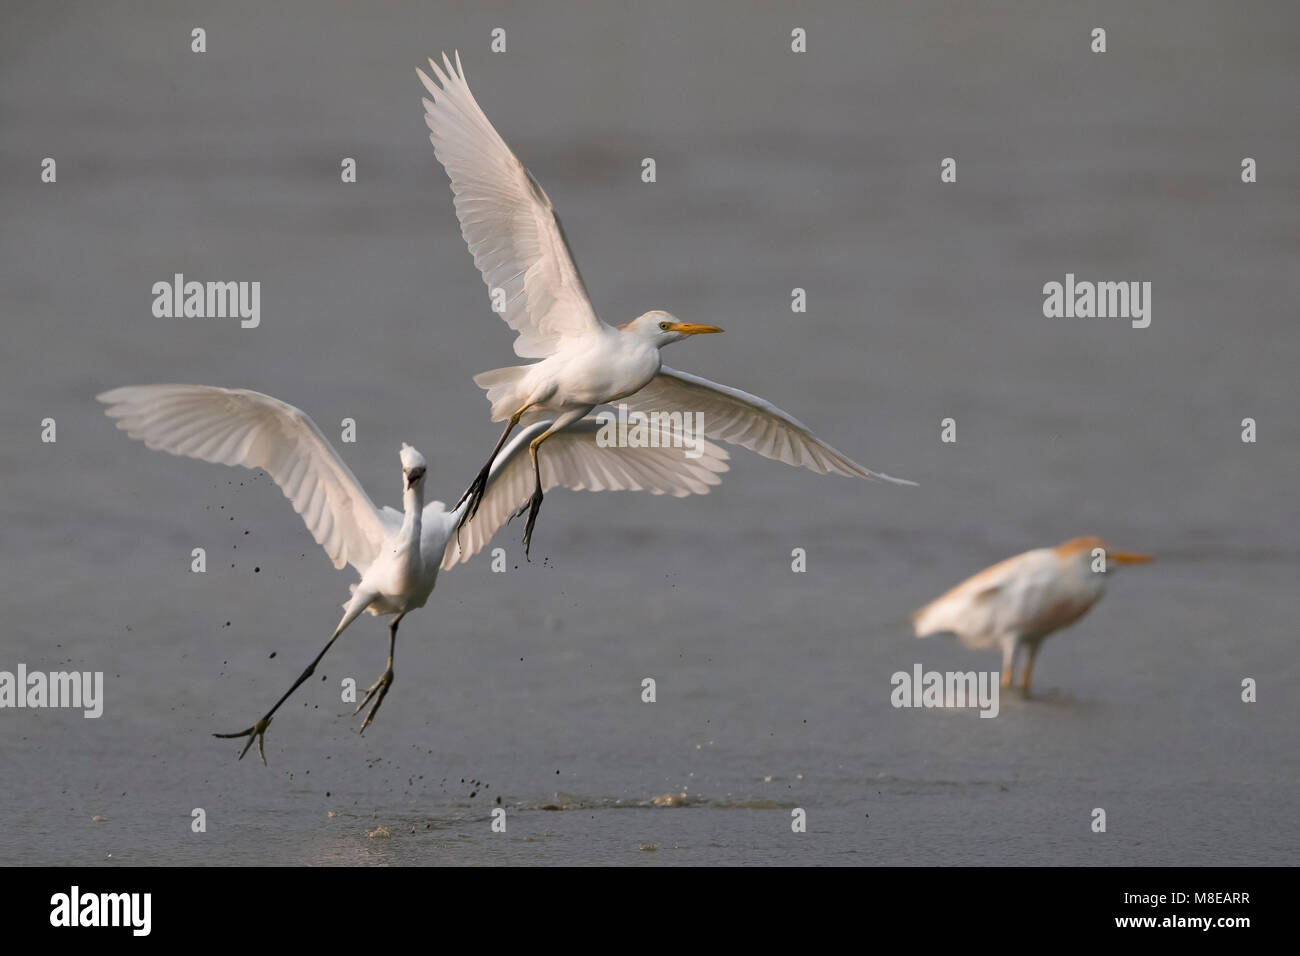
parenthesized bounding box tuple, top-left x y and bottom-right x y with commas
(622, 310, 724, 347)
(400, 443, 427, 489)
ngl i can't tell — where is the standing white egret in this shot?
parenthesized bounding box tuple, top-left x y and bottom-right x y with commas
(417, 52, 912, 557)
(98, 385, 728, 762)
(911, 537, 1152, 695)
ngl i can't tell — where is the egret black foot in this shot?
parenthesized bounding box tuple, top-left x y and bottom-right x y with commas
(214, 716, 272, 765)
(520, 487, 544, 561)
(354, 668, 394, 734)
(454, 463, 493, 532)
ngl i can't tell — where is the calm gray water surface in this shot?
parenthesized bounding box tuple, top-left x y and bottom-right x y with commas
(1, 1, 1297, 865)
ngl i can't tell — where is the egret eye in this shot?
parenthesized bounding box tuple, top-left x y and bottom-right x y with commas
(658, 321, 671, 331)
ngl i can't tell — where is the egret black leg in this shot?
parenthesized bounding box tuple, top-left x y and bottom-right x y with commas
(519, 430, 549, 560)
(455, 410, 526, 533)
(354, 614, 404, 733)
(214, 622, 351, 765)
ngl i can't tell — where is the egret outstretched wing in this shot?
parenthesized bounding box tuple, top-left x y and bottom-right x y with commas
(442, 418, 729, 568)
(620, 367, 915, 484)
(418, 51, 605, 358)
(97, 385, 395, 572)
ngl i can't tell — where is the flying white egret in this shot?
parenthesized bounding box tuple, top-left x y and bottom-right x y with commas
(97, 384, 728, 762)
(911, 536, 1152, 695)
(417, 52, 913, 557)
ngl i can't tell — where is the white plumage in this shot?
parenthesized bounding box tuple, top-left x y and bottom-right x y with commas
(417, 52, 912, 557)
(100, 385, 390, 572)
(913, 537, 1151, 695)
(439, 418, 727, 568)
(419, 52, 600, 360)
(98, 384, 727, 761)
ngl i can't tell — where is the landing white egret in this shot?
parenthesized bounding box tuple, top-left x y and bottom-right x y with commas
(98, 384, 727, 761)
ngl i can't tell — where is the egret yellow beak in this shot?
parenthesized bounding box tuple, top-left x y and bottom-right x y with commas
(1109, 551, 1153, 565)
(668, 322, 724, 335)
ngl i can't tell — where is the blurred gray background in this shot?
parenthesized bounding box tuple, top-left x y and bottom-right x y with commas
(1, 0, 1296, 864)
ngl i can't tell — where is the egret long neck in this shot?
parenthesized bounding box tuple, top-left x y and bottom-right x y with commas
(401, 483, 425, 548)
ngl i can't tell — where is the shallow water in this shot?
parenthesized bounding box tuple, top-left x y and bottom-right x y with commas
(1, 1, 1297, 865)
